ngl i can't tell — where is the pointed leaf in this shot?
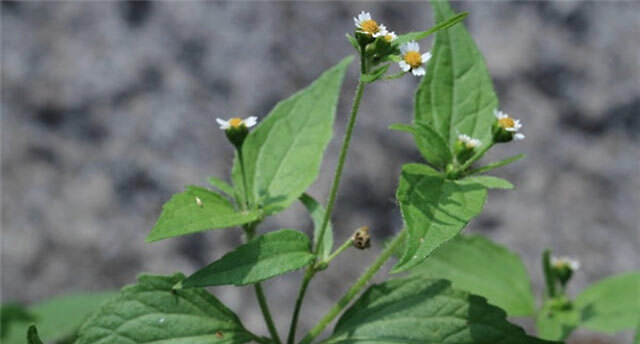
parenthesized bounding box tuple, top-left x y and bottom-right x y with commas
(324, 276, 558, 344)
(412, 235, 535, 316)
(300, 193, 333, 260)
(75, 274, 255, 344)
(390, 121, 452, 169)
(415, 0, 498, 146)
(233, 57, 353, 215)
(181, 229, 313, 287)
(392, 163, 488, 272)
(207, 177, 235, 199)
(468, 154, 525, 175)
(27, 325, 43, 344)
(574, 272, 640, 333)
(394, 12, 469, 46)
(147, 186, 259, 242)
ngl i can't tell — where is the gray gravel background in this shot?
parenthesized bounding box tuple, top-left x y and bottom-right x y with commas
(2, 1, 639, 343)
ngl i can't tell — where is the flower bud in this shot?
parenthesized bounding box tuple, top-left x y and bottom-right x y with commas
(550, 256, 580, 288)
(352, 226, 371, 250)
(216, 116, 258, 148)
(454, 134, 481, 164)
(492, 109, 525, 143)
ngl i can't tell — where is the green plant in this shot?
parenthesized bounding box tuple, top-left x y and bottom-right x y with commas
(8, 1, 638, 343)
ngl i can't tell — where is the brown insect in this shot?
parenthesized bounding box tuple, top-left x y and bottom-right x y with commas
(216, 330, 224, 339)
(352, 226, 371, 250)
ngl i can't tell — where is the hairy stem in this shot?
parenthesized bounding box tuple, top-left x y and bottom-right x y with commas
(286, 268, 315, 344)
(320, 237, 353, 267)
(458, 141, 494, 173)
(237, 147, 250, 210)
(300, 230, 406, 344)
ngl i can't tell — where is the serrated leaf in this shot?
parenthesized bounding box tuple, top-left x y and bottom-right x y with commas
(233, 57, 353, 215)
(300, 193, 333, 260)
(457, 175, 514, 189)
(323, 276, 557, 344)
(2, 292, 115, 344)
(207, 177, 235, 199)
(394, 12, 469, 46)
(392, 163, 488, 273)
(75, 273, 255, 344)
(412, 235, 534, 316)
(536, 300, 579, 341)
(27, 325, 43, 344)
(574, 272, 640, 333)
(390, 121, 452, 169)
(147, 186, 259, 242)
(181, 229, 313, 287)
(415, 0, 498, 147)
(362, 64, 390, 84)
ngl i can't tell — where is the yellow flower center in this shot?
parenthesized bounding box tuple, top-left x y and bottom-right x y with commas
(384, 34, 394, 42)
(229, 117, 244, 128)
(404, 51, 422, 68)
(498, 117, 515, 129)
(361, 19, 379, 34)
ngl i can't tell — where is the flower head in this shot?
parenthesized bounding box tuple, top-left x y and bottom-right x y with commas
(216, 116, 258, 130)
(383, 31, 397, 43)
(354, 11, 387, 37)
(551, 256, 580, 271)
(398, 41, 432, 76)
(492, 109, 524, 142)
(457, 134, 481, 149)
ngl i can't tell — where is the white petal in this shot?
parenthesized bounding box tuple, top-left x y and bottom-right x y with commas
(514, 133, 525, 140)
(399, 43, 410, 54)
(412, 66, 426, 76)
(216, 118, 230, 130)
(244, 116, 258, 128)
(494, 109, 505, 119)
(407, 41, 420, 52)
(513, 119, 523, 130)
(398, 61, 411, 72)
(422, 52, 432, 63)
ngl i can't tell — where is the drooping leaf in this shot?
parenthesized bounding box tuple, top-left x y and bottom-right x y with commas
(232, 57, 353, 215)
(390, 121, 452, 169)
(323, 276, 558, 344)
(181, 229, 313, 287)
(392, 163, 488, 272)
(574, 272, 640, 333)
(27, 325, 43, 344)
(2, 292, 115, 344)
(394, 12, 469, 46)
(415, 0, 498, 147)
(411, 235, 535, 316)
(147, 186, 259, 242)
(75, 274, 256, 344)
(207, 177, 236, 199)
(536, 299, 580, 341)
(300, 193, 333, 260)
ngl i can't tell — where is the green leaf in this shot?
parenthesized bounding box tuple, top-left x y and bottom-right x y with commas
(468, 154, 526, 175)
(362, 64, 390, 84)
(1, 303, 34, 339)
(75, 273, 255, 344)
(574, 272, 640, 333)
(634, 322, 640, 344)
(411, 235, 535, 316)
(415, 1, 498, 147)
(394, 12, 469, 46)
(300, 193, 333, 260)
(147, 186, 259, 242)
(536, 300, 579, 341)
(27, 325, 43, 344)
(233, 56, 353, 215)
(390, 121, 452, 169)
(346, 33, 360, 51)
(207, 177, 235, 199)
(181, 229, 313, 287)
(2, 292, 115, 344)
(323, 276, 557, 344)
(392, 163, 488, 273)
(456, 175, 514, 189)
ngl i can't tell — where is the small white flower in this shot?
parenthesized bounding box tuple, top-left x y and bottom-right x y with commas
(494, 109, 525, 140)
(353, 11, 387, 37)
(458, 134, 481, 148)
(216, 116, 258, 130)
(383, 31, 397, 42)
(551, 256, 580, 271)
(398, 41, 432, 77)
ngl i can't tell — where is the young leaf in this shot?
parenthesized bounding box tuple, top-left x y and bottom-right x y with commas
(75, 273, 256, 344)
(393, 12, 469, 46)
(181, 229, 314, 287)
(415, 0, 498, 147)
(147, 186, 259, 242)
(392, 163, 488, 273)
(27, 325, 43, 344)
(2, 292, 115, 344)
(232, 56, 353, 215)
(300, 193, 333, 260)
(536, 300, 580, 341)
(323, 276, 558, 344)
(207, 176, 235, 199)
(411, 235, 535, 316)
(574, 272, 640, 333)
(389, 121, 452, 169)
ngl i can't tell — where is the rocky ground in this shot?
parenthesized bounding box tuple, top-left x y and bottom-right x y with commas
(2, 1, 639, 343)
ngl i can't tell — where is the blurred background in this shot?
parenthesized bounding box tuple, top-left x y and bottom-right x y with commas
(2, 1, 639, 343)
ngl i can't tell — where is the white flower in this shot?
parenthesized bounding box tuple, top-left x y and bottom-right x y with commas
(551, 256, 580, 271)
(353, 11, 387, 37)
(494, 109, 525, 140)
(458, 134, 481, 148)
(216, 116, 258, 130)
(383, 31, 397, 42)
(398, 41, 432, 76)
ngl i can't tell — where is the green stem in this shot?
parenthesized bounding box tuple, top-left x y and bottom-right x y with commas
(236, 147, 250, 210)
(457, 141, 494, 173)
(300, 230, 406, 344)
(320, 237, 353, 267)
(286, 268, 315, 344)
